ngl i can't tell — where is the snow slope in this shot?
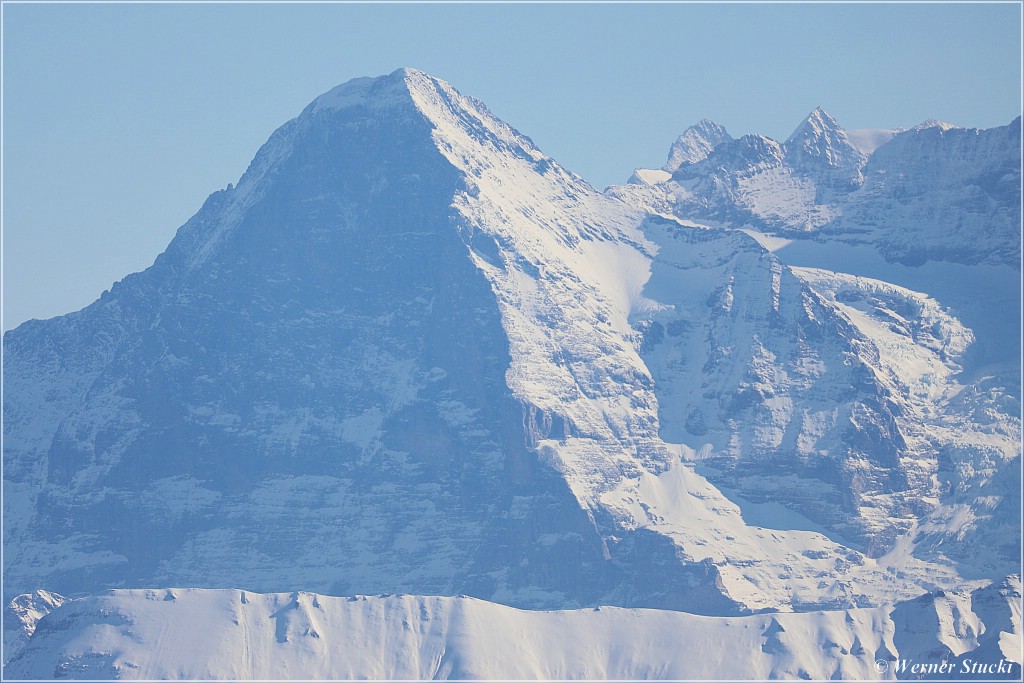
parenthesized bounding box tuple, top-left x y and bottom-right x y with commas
(6, 579, 1021, 680)
(611, 111, 1021, 268)
(3, 69, 1020, 678)
(610, 109, 1021, 586)
(846, 128, 902, 156)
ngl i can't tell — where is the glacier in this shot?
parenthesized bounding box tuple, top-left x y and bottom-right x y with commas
(3, 68, 1020, 679)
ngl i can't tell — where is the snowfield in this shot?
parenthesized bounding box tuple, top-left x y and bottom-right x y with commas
(5, 581, 1021, 680)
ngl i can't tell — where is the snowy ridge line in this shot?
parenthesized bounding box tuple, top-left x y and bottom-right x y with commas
(4, 581, 1021, 680)
(398, 70, 955, 612)
(403, 68, 670, 498)
(610, 104, 1020, 586)
(612, 111, 1021, 268)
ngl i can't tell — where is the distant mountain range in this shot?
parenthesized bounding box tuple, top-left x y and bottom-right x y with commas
(613, 107, 1021, 268)
(4, 68, 1020, 679)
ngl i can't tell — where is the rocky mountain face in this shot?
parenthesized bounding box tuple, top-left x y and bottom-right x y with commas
(3, 590, 65, 664)
(3, 70, 1021, 678)
(612, 111, 1021, 268)
(664, 118, 733, 171)
(610, 108, 1021, 582)
(4, 69, 739, 615)
(840, 119, 1022, 267)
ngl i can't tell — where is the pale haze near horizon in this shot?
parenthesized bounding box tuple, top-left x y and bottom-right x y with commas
(3, 2, 1021, 331)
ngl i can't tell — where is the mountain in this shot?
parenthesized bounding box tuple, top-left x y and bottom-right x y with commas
(4, 70, 1021, 679)
(5, 68, 713, 614)
(5, 578, 1020, 680)
(625, 119, 732, 186)
(783, 106, 866, 191)
(5, 68, 888, 617)
(610, 108, 1021, 583)
(839, 118, 1022, 267)
(663, 118, 733, 171)
(3, 590, 64, 664)
(612, 110, 1022, 268)
(635, 222, 1014, 558)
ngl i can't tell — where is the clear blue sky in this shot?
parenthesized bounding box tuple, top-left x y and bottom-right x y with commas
(3, 2, 1021, 330)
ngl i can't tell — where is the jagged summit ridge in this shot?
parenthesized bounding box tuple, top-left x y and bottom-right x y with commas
(783, 107, 866, 187)
(785, 106, 844, 143)
(663, 118, 733, 171)
(630, 107, 866, 191)
(610, 109, 1020, 267)
(913, 118, 957, 131)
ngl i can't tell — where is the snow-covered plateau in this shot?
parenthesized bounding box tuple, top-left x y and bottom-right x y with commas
(3, 68, 1020, 679)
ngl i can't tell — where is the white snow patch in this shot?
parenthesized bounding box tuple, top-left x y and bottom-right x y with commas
(628, 168, 672, 186)
(846, 128, 901, 155)
(739, 228, 794, 252)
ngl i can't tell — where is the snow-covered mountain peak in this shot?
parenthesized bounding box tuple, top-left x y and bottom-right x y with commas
(696, 133, 785, 172)
(310, 67, 417, 113)
(782, 107, 865, 189)
(913, 118, 958, 132)
(785, 106, 844, 143)
(310, 67, 482, 119)
(7, 67, 741, 616)
(693, 117, 727, 133)
(663, 118, 733, 171)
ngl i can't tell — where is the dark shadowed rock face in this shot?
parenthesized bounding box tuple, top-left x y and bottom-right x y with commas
(3, 70, 736, 615)
(4, 70, 1019, 629)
